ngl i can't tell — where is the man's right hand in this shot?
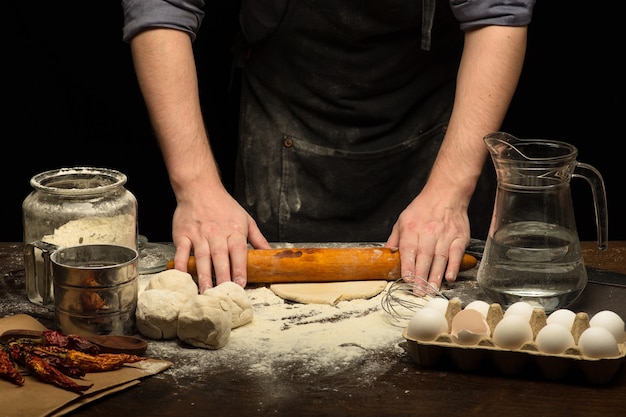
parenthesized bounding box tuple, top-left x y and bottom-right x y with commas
(170, 185, 271, 294)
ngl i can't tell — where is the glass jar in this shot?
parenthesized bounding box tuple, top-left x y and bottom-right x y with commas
(137, 235, 176, 275)
(22, 167, 138, 307)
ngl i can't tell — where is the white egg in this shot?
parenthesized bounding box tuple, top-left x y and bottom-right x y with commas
(589, 310, 625, 343)
(425, 297, 449, 315)
(492, 315, 534, 350)
(578, 327, 620, 358)
(546, 309, 576, 330)
(406, 307, 449, 341)
(464, 300, 491, 318)
(535, 323, 576, 354)
(450, 309, 490, 345)
(503, 301, 535, 321)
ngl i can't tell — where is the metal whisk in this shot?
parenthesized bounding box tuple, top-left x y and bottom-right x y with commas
(381, 276, 448, 326)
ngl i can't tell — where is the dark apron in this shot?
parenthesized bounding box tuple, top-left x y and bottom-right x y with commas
(234, 0, 494, 242)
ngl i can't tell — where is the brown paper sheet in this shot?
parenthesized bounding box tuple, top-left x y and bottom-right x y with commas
(0, 314, 172, 417)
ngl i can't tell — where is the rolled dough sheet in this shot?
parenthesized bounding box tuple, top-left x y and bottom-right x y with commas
(269, 280, 388, 305)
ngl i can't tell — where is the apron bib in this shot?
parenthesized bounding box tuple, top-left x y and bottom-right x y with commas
(233, 0, 492, 242)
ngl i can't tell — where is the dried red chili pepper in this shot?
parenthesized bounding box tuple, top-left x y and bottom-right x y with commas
(0, 346, 24, 386)
(22, 346, 86, 378)
(12, 344, 92, 393)
(24, 354, 92, 393)
(65, 351, 145, 372)
(38, 355, 86, 378)
(34, 345, 144, 372)
(41, 330, 100, 354)
(3, 327, 146, 393)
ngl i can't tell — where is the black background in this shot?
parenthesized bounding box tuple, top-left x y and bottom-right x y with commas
(3, 2, 624, 245)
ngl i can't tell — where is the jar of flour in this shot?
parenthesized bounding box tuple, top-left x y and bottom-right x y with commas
(22, 167, 138, 307)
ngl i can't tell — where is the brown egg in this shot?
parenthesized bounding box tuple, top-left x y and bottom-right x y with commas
(450, 309, 490, 345)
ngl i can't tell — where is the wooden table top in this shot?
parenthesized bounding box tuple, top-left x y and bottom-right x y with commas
(1, 242, 625, 417)
(580, 240, 626, 274)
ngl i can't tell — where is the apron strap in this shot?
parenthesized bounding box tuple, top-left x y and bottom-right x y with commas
(421, 0, 436, 50)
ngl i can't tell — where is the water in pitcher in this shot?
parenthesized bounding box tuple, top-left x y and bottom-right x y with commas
(477, 221, 586, 313)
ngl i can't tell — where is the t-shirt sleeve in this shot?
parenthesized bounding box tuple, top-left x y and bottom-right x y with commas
(450, 0, 536, 31)
(121, 0, 206, 42)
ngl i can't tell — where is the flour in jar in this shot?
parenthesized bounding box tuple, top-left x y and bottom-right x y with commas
(42, 214, 136, 248)
(146, 283, 410, 386)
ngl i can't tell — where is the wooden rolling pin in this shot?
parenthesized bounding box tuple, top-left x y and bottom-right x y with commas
(165, 247, 477, 283)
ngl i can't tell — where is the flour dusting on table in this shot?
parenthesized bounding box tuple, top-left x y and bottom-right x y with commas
(146, 283, 411, 386)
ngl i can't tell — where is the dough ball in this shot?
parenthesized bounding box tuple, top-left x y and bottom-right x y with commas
(145, 269, 198, 298)
(136, 289, 188, 340)
(177, 294, 232, 350)
(204, 281, 253, 329)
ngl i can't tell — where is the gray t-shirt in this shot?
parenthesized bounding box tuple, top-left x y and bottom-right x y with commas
(121, 0, 536, 43)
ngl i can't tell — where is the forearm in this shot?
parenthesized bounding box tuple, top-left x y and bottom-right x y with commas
(426, 25, 527, 201)
(130, 28, 223, 198)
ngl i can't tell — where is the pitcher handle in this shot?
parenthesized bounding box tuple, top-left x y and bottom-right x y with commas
(573, 162, 608, 250)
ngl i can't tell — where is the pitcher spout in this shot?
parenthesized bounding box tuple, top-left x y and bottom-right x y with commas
(484, 131, 579, 163)
(484, 131, 523, 158)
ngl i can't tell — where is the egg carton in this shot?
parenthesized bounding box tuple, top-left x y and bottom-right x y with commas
(403, 300, 626, 384)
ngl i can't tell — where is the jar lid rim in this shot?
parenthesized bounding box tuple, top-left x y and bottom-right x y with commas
(30, 167, 127, 194)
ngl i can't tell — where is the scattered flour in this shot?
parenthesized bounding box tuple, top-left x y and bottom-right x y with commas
(145, 283, 414, 385)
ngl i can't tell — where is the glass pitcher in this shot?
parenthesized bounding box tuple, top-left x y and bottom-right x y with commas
(476, 132, 608, 313)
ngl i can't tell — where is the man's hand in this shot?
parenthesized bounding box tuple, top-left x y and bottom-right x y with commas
(385, 187, 471, 289)
(171, 186, 271, 294)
